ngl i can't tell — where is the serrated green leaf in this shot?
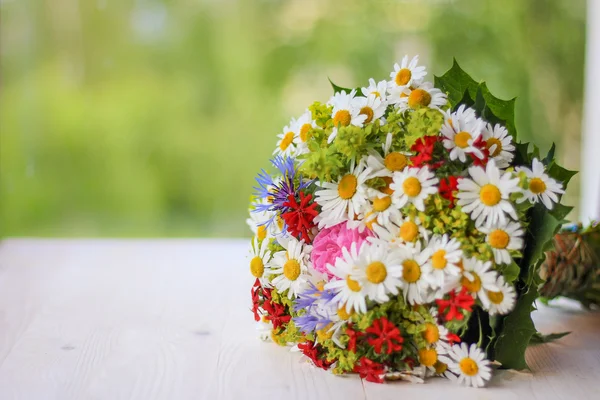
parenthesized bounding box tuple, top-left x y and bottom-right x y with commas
(529, 331, 571, 345)
(543, 143, 556, 165)
(328, 78, 359, 95)
(434, 59, 479, 107)
(501, 260, 521, 283)
(494, 285, 538, 370)
(547, 162, 577, 187)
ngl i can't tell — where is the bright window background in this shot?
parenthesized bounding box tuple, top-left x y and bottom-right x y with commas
(0, 0, 586, 237)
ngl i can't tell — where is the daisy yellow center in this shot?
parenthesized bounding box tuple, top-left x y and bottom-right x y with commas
(403, 177, 422, 197)
(279, 131, 294, 151)
(486, 137, 503, 157)
(489, 229, 510, 249)
(372, 91, 381, 98)
(529, 177, 547, 194)
(299, 123, 312, 142)
(373, 196, 392, 212)
(434, 361, 448, 374)
(399, 221, 419, 242)
(431, 250, 447, 270)
(395, 68, 412, 86)
(337, 306, 354, 320)
(479, 184, 501, 206)
(333, 110, 351, 127)
(408, 89, 431, 109)
(316, 323, 334, 341)
(283, 259, 301, 281)
(422, 323, 440, 344)
(402, 260, 421, 283)
(454, 131, 472, 149)
(381, 176, 394, 195)
(384, 152, 408, 171)
(366, 261, 388, 284)
(487, 290, 504, 304)
(459, 357, 479, 376)
(461, 272, 482, 293)
(250, 256, 264, 278)
(359, 106, 374, 124)
(346, 276, 362, 292)
(338, 174, 358, 200)
(316, 281, 326, 292)
(419, 348, 438, 367)
(257, 225, 267, 241)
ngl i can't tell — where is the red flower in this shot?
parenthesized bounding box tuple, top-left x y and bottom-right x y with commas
(282, 192, 319, 243)
(469, 136, 490, 167)
(298, 340, 334, 370)
(354, 357, 385, 383)
(439, 176, 459, 208)
(251, 279, 262, 321)
(365, 317, 404, 355)
(262, 298, 291, 329)
(346, 325, 363, 353)
(436, 287, 475, 321)
(410, 136, 438, 167)
(446, 332, 462, 344)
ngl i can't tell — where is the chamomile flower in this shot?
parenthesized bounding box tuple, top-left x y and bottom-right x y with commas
(456, 160, 520, 228)
(480, 275, 516, 316)
(246, 201, 275, 241)
(363, 191, 402, 231)
(292, 109, 317, 155)
(370, 214, 429, 247)
(249, 236, 273, 285)
(350, 242, 404, 304)
(314, 160, 371, 228)
(390, 166, 439, 211)
(479, 221, 525, 265)
(325, 242, 368, 314)
(327, 89, 367, 143)
(441, 105, 485, 163)
(440, 343, 492, 388)
(425, 234, 463, 288)
(366, 133, 411, 182)
(388, 55, 427, 89)
(516, 158, 565, 210)
(270, 237, 312, 299)
(352, 94, 387, 125)
(274, 118, 298, 157)
(389, 81, 447, 111)
(396, 242, 433, 305)
(459, 257, 499, 302)
(361, 78, 389, 102)
(482, 123, 515, 168)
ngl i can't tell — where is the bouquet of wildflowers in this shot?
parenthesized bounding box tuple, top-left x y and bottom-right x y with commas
(247, 56, 578, 387)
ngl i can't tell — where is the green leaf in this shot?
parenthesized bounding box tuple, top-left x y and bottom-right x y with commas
(494, 285, 538, 370)
(434, 59, 479, 107)
(328, 78, 357, 95)
(501, 260, 521, 283)
(529, 331, 571, 345)
(543, 143, 556, 165)
(547, 162, 577, 187)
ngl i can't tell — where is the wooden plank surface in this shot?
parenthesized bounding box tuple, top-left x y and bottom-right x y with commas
(0, 239, 598, 400)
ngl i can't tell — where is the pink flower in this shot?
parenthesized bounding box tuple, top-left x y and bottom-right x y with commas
(311, 222, 372, 277)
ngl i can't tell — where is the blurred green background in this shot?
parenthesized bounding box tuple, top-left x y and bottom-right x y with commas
(0, 0, 586, 237)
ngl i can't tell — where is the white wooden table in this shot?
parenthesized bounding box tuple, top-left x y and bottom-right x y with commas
(0, 239, 599, 400)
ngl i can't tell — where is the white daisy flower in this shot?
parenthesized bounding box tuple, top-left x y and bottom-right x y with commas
(482, 123, 515, 168)
(361, 78, 389, 102)
(425, 234, 463, 288)
(249, 236, 273, 286)
(363, 191, 402, 232)
(350, 242, 404, 304)
(396, 242, 433, 305)
(441, 105, 485, 163)
(388, 55, 427, 89)
(366, 133, 411, 181)
(292, 109, 317, 155)
(388, 81, 447, 111)
(440, 343, 492, 388)
(247, 198, 278, 240)
(456, 160, 520, 228)
(314, 160, 371, 228)
(270, 237, 312, 299)
(325, 242, 368, 315)
(421, 319, 450, 347)
(516, 158, 565, 210)
(390, 166, 439, 212)
(327, 89, 367, 143)
(459, 256, 499, 302)
(352, 94, 387, 125)
(479, 221, 525, 265)
(370, 214, 429, 247)
(273, 118, 298, 157)
(480, 275, 516, 316)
